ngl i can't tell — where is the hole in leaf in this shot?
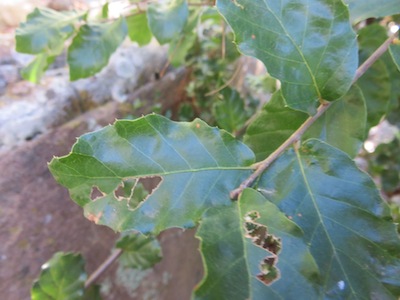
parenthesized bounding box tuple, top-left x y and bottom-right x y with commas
(90, 186, 104, 201)
(257, 257, 280, 285)
(244, 211, 282, 286)
(113, 176, 162, 209)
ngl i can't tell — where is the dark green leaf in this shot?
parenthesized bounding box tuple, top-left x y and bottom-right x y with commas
(303, 85, 367, 157)
(217, 0, 358, 114)
(31, 252, 87, 300)
(358, 24, 398, 128)
(245, 86, 366, 160)
(258, 139, 400, 298)
(147, 0, 189, 44)
(194, 188, 319, 299)
(48, 114, 254, 234)
(126, 13, 152, 46)
(116, 232, 162, 269)
(212, 87, 248, 133)
(244, 90, 308, 161)
(357, 59, 390, 128)
(16, 8, 80, 55)
(21, 53, 56, 84)
(67, 18, 128, 81)
(390, 44, 400, 71)
(345, 0, 400, 23)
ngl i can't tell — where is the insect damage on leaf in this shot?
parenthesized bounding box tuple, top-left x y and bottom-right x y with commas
(244, 211, 282, 285)
(90, 186, 104, 201)
(113, 176, 162, 209)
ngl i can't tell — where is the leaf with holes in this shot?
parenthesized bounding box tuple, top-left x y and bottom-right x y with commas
(147, 0, 189, 45)
(217, 0, 358, 114)
(257, 139, 400, 298)
(49, 114, 254, 234)
(68, 18, 127, 80)
(31, 252, 87, 300)
(116, 232, 162, 270)
(194, 188, 319, 299)
(345, 0, 400, 23)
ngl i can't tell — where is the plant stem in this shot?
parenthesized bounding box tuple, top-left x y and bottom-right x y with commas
(230, 31, 398, 200)
(84, 249, 123, 289)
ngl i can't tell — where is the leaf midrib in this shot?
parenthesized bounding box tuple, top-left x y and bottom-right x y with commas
(56, 164, 253, 180)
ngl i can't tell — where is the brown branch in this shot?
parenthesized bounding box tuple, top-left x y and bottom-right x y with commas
(230, 30, 398, 200)
(84, 249, 123, 289)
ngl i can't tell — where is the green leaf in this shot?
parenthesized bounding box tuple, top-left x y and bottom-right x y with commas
(257, 139, 400, 298)
(357, 59, 390, 128)
(244, 86, 366, 160)
(126, 13, 152, 46)
(345, 0, 400, 23)
(67, 18, 128, 81)
(168, 32, 197, 67)
(212, 87, 248, 133)
(244, 90, 308, 161)
(390, 44, 400, 72)
(194, 188, 319, 299)
(101, 2, 109, 19)
(147, 0, 189, 45)
(357, 24, 396, 128)
(116, 232, 162, 269)
(303, 85, 367, 158)
(21, 53, 56, 84)
(48, 114, 254, 234)
(31, 252, 87, 300)
(16, 8, 80, 55)
(217, 0, 358, 114)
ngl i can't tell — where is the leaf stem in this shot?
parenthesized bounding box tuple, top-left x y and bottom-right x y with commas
(230, 30, 398, 200)
(84, 249, 123, 289)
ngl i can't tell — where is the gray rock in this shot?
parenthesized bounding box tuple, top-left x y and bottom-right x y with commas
(0, 43, 167, 152)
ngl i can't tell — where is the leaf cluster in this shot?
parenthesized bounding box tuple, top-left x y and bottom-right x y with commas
(18, 0, 400, 299)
